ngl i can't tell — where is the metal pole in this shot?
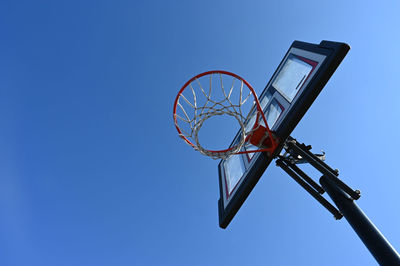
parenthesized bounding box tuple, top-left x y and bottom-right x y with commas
(320, 175, 400, 265)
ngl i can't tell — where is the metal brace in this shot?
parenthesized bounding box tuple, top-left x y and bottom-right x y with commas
(275, 136, 361, 219)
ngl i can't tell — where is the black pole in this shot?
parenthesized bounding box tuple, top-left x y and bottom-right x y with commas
(320, 175, 400, 265)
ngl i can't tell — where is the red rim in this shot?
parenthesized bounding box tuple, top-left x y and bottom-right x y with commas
(173, 70, 277, 156)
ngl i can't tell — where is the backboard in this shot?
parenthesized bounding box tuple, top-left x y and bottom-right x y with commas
(218, 40, 350, 228)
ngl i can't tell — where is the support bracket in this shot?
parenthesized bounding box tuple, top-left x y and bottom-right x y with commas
(275, 136, 360, 219)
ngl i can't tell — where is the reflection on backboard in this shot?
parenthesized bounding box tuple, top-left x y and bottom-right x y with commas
(224, 154, 244, 195)
(272, 55, 316, 102)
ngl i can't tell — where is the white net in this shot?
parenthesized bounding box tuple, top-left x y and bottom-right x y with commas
(174, 71, 270, 160)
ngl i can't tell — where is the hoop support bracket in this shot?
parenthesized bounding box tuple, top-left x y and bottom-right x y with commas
(284, 136, 360, 200)
(276, 136, 361, 219)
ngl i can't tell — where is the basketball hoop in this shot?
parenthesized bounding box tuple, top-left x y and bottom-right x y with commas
(173, 70, 278, 159)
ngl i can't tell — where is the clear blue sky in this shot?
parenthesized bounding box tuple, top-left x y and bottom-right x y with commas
(1, 1, 400, 265)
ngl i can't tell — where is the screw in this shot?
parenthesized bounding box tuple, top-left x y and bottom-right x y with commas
(334, 169, 339, 174)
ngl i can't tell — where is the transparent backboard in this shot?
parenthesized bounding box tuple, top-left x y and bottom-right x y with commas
(218, 41, 350, 228)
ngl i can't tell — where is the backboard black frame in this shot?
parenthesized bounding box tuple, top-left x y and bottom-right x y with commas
(218, 40, 350, 229)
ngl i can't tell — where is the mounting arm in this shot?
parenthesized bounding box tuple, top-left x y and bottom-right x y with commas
(275, 136, 400, 265)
